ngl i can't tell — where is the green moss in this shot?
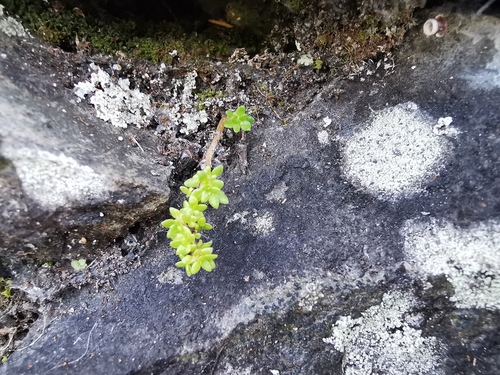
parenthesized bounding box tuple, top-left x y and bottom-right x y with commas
(314, 59, 323, 70)
(225, 1, 260, 29)
(279, 0, 304, 13)
(196, 88, 217, 110)
(0, 278, 12, 307)
(1, 0, 232, 63)
(0, 157, 11, 171)
(314, 33, 329, 47)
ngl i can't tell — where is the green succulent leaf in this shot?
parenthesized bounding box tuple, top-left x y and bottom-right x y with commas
(212, 165, 224, 176)
(218, 190, 229, 205)
(191, 260, 202, 275)
(169, 207, 180, 218)
(201, 260, 214, 272)
(180, 186, 193, 196)
(161, 219, 175, 228)
(184, 175, 200, 187)
(209, 195, 220, 209)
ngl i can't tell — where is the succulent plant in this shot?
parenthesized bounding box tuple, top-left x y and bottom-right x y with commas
(162, 106, 254, 276)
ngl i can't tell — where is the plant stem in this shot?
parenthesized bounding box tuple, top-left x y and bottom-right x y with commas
(204, 116, 226, 168)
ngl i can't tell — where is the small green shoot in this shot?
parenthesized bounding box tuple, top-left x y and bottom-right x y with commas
(71, 259, 87, 271)
(224, 106, 255, 132)
(162, 166, 227, 276)
(0, 278, 11, 299)
(315, 59, 323, 70)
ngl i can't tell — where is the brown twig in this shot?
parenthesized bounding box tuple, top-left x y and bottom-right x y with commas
(129, 135, 145, 153)
(204, 116, 227, 168)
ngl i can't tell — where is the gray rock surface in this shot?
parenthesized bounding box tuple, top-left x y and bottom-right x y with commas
(0, 32, 170, 264)
(2, 6, 500, 375)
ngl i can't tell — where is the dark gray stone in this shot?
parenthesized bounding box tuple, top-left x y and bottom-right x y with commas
(2, 6, 500, 375)
(0, 33, 170, 265)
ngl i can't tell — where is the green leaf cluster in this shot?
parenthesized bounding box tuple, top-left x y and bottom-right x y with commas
(0, 278, 11, 299)
(182, 165, 229, 209)
(224, 106, 255, 133)
(162, 165, 228, 276)
(71, 258, 87, 271)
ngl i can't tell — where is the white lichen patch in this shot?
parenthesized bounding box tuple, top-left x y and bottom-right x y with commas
(297, 282, 324, 311)
(180, 110, 208, 134)
(4, 147, 108, 210)
(402, 218, 500, 310)
(297, 53, 314, 66)
(342, 102, 451, 200)
(216, 275, 331, 339)
(220, 363, 253, 375)
(323, 291, 442, 375)
(181, 70, 197, 103)
(74, 63, 153, 128)
(0, 5, 29, 38)
(156, 70, 208, 135)
(253, 211, 275, 235)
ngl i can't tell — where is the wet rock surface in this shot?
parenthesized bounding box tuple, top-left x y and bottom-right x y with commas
(1, 3, 500, 375)
(0, 32, 171, 264)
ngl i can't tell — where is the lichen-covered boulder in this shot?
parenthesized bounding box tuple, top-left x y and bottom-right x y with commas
(0, 37, 170, 264)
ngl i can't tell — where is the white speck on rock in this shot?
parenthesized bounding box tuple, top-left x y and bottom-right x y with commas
(227, 211, 250, 226)
(323, 291, 443, 375)
(253, 212, 275, 235)
(323, 116, 332, 127)
(402, 218, 500, 310)
(297, 53, 314, 66)
(342, 102, 451, 200)
(220, 363, 253, 375)
(157, 268, 183, 285)
(317, 130, 329, 145)
(433, 116, 459, 136)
